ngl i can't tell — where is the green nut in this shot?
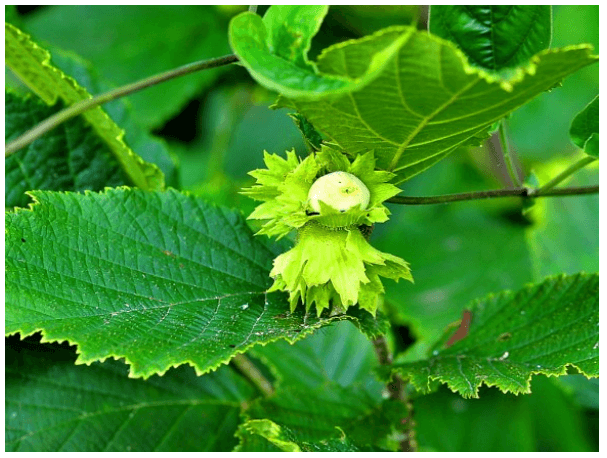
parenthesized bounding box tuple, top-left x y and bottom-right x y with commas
(241, 145, 413, 316)
(308, 171, 370, 213)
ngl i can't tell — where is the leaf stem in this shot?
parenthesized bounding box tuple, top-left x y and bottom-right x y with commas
(5, 54, 239, 157)
(387, 185, 598, 205)
(498, 119, 522, 187)
(248, 5, 258, 13)
(231, 354, 274, 398)
(372, 336, 417, 452)
(536, 156, 597, 193)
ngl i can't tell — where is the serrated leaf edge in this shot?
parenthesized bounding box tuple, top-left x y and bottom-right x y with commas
(383, 272, 598, 398)
(6, 187, 384, 379)
(5, 309, 374, 380)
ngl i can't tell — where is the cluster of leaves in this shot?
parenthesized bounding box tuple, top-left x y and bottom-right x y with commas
(5, 5, 598, 452)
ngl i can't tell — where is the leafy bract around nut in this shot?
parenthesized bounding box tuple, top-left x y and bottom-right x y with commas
(242, 145, 412, 316)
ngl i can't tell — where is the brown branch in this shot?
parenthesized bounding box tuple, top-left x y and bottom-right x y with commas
(372, 336, 417, 452)
(387, 185, 598, 205)
(6, 54, 239, 156)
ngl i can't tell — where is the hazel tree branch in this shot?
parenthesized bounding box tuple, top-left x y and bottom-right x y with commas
(5, 54, 239, 156)
(372, 336, 417, 452)
(231, 354, 274, 398)
(387, 185, 598, 205)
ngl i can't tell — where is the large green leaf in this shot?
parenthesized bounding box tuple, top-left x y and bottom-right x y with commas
(5, 336, 254, 452)
(229, 7, 407, 100)
(569, 95, 599, 157)
(5, 188, 383, 378)
(5, 23, 164, 190)
(385, 273, 599, 398)
(5, 91, 127, 208)
(24, 5, 232, 129)
(288, 27, 597, 183)
(429, 6, 552, 72)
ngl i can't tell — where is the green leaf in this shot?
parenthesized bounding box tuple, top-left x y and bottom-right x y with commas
(234, 420, 284, 452)
(288, 113, 324, 151)
(252, 321, 384, 393)
(429, 6, 552, 72)
(236, 420, 300, 452)
(5, 91, 128, 208)
(236, 419, 381, 452)
(242, 383, 400, 451)
(289, 27, 597, 183)
(507, 5, 598, 162)
(229, 7, 408, 100)
(262, 5, 329, 69)
(4, 23, 164, 191)
(569, 95, 598, 157)
(5, 336, 254, 452)
(385, 273, 599, 398)
(5, 188, 383, 378)
(239, 322, 402, 451)
(23, 5, 232, 129)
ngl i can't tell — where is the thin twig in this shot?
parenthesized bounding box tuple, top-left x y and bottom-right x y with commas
(5, 54, 239, 156)
(372, 336, 417, 452)
(537, 156, 597, 193)
(231, 354, 274, 397)
(387, 185, 598, 205)
(498, 119, 522, 187)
